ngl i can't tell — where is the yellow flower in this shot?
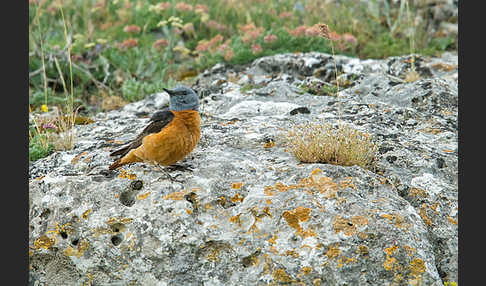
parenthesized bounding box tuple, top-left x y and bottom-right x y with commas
(200, 13, 210, 23)
(157, 20, 168, 27)
(168, 16, 183, 23)
(172, 22, 184, 28)
(41, 104, 48, 113)
(96, 38, 108, 44)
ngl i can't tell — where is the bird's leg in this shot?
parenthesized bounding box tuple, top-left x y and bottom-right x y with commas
(154, 164, 184, 183)
(166, 164, 194, 172)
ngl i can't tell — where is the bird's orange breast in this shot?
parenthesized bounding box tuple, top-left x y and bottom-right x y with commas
(132, 110, 200, 166)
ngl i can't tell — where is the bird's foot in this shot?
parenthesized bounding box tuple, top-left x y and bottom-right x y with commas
(153, 164, 185, 183)
(166, 164, 194, 172)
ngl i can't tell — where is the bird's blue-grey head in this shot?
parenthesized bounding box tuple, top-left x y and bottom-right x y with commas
(163, 85, 199, 111)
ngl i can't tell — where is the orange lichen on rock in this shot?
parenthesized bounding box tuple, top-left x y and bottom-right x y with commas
(383, 245, 399, 271)
(231, 193, 245, 203)
(273, 268, 293, 283)
(282, 206, 312, 235)
(229, 214, 242, 226)
(264, 185, 276, 196)
(409, 187, 428, 198)
(232, 182, 243, 189)
(136, 192, 151, 200)
(326, 243, 341, 259)
(164, 192, 184, 200)
(339, 177, 357, 190)
(419, 203, 433, 226)
(333, 215, 367, 236)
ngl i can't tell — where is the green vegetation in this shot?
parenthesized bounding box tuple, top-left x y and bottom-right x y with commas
(29, 0, 455, 162)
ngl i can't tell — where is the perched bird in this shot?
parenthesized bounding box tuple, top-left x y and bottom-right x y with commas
(108, 85, 200, 173)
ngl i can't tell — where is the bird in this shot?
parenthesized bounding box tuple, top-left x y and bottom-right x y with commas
(108, 85, 200, 175)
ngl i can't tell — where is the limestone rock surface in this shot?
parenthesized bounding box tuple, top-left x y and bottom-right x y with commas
(29, 51, 458, 285)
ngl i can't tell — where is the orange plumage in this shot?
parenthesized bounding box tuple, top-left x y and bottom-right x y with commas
(109, 110, 200, 170)
(109, 85, 201, 171)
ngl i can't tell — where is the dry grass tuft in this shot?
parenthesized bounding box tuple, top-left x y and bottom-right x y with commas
(285, 121, 377, 170)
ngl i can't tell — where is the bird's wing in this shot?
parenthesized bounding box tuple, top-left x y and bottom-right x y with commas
(109, 110, 175, 157)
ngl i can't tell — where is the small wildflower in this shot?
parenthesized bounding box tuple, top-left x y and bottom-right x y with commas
(243, 29, 263, 43)
(209, 34, 224, 46)
(195, 4, 208, 13)
(123, 25, 141, 33)
(217, 39, 231, 53)
(96, 38, 108, 44)
(100, 22, 112, 30)
(305, 24, 321, 37)
(120, 38, 138, 49)
(149, 2, 171, 13)
(251, 43, 262, 54)
(157, 20, 168, 27)
(289, 25, 308, 37)
(239, 23, 257, 33)
(41, 104, 48, 113)
(196, 34, 224, 53)
(183, 23, 195, 35)
(200, 13, 210, 23)
(342, 33, 358, 45)
(42, 123, 57, 131)
(84, 42, 96, 49)
(175, 2, 193, 12)
(168, 16, 183, 24)
(329, 31, 342, 42)
(264, 34, 278, 44)
(173, 45, 191, 56)
(224, 49, 235, 61)
(172, 22, 184, 29)
(195, 40, 210, 52)
(153, 38, 169, 50)
(279, 11, 293, 19)
(207, 20, 227, 32)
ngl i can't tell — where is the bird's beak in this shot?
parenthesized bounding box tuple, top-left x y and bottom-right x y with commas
(163, 88, 173, 96)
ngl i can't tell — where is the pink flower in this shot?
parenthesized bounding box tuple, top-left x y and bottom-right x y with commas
(305, 25, 321, 37)
(153, 38, 169, 49)
(289, 25, 308, 37)
(196, 35, 224, 53)
(207, 20, 227, 32)
(195, 4, 208, 13)
(224, 49, 235, 61)
(251, 44, 262, 54)
(196, 40, 210, 52)
(342, 33, 358, 45)
(183, 23, 195, 34)
(156, 2, 171, 11)
(329, 31, 342, 41)
(123, 25, 141, 33)
(279, 11, 293, 19)
(241, 27, 264, 43)
(263, 34, 278, 44)
(42, 123, 57, 130)
(175, 2, 193, 12)
(239, 23, 256, 33)
(120, 38, 138, 48)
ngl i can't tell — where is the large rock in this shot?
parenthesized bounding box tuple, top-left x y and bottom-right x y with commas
(29, 51, 458, 285)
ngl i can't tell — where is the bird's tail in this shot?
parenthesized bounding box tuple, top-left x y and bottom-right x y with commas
(110, 145, 130, 157)
(109, 158, 123, 170)
(108, 150, 143, 170)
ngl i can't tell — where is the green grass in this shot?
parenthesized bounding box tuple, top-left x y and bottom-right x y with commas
(29, 0, 456, 162)
(29, 132, 53, 162)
